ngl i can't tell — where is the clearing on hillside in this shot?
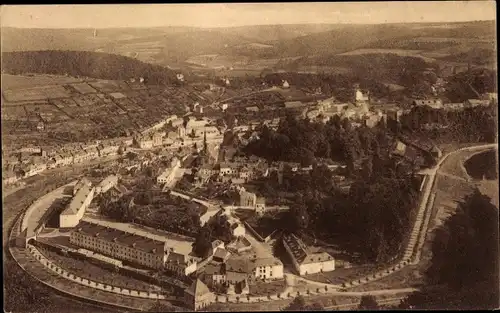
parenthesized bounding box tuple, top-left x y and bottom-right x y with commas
(1, 74, 84, 90)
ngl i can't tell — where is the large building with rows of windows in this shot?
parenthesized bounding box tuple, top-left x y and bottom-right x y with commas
(70, 221, 197, 273)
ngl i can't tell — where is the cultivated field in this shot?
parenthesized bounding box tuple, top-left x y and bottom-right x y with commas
(339, 48, 424, 56)
(1, 74, 84, 90)
(3, 85, 72, 102)
(89, 80, 123, 93)
(338, 48, 437, 63)
(70, 83, 97, 94)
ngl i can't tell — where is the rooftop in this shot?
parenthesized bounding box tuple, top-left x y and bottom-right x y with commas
(283, 234, 333, 265)
(205, 261, 225, 275)
(185, 279, 211, 297)
(74, 221, 166, 255)
(61, 184, 93, 216)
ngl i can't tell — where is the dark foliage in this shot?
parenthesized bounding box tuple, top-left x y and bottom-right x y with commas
(2, 50, 179, 85)
(244, 114, 391, 169)
(400, 189, 499, 309)
(358, 295, 379, 310)
(283, 295, 324, 311)
(400, 104, 496, 144)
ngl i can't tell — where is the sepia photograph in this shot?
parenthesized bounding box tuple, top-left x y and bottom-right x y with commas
(1, 2, 498, 312)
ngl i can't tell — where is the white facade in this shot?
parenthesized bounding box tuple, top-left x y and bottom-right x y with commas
(96, 175, 119, 195)
(283, 234, 335, 276)
(25, 162, 47, 177)
(295, 258, 335, 276)
(253, 261, 284, 280)
(231, 223, 246, 237)
(60, 186, 95, 228)
(355, 89, 369, 102)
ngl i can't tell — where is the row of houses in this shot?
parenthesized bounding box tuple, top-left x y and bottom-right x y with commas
(412, 94, 496, 110)
(3, 138, 132, 186)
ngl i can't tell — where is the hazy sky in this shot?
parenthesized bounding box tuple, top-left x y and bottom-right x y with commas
(1, 2, 496, 29)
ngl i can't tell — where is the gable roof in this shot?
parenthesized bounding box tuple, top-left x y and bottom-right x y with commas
(62, 185, 93, 215)
(226, 258, 254, 274)
(300, 252, 334, 265)
(185, 279, 211, 297)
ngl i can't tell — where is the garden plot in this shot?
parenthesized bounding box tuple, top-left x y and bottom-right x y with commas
(24, 104, 71, 122)
(1, 106, 28, 121)
(89, 80, 122, 93)
(69, 82, 97, 94)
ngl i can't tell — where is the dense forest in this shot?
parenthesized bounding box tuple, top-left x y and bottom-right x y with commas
(399, 190, 499, 309)
(97, 189, 203, 236)
(444, 68, 497, 102)
(192, 214, 234, 258)
(1, 50, 179, 85)
(275, 160, 419, 262)
(463, 150, 498, 180)
(399, 104, 497, 144)
(245, 113, 394, 172)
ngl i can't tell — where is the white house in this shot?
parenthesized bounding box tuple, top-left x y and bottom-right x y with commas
(95, 175, 119, 195)
(60, 185, 95, 228)
(282, 234, 335, 276)
(230, 223, 246, 237)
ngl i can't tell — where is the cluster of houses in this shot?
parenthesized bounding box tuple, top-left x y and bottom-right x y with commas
(195, 154, 270, 185)
(2, 113, 226, 187)
(412, 93, 497, 110)
(202, 239, 284, 295)
(134, 116, 223, 150)
(157, 157, 182, 186)
(2, 138, 131, 186)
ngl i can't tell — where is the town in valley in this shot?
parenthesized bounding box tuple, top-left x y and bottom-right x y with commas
(2, 2, 498, 312)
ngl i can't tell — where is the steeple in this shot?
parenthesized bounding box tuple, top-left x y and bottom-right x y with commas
(203, 130, 208, 153)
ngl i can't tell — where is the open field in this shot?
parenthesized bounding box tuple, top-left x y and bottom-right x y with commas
(1, 74, 85, 90)
(89, 80, 123, 93)
(3, 85, 72, 102)
(339, 48, 424, 56)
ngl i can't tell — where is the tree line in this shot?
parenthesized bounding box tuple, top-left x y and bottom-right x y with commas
(244, 113, 392, 172)
(275, 160, 420, 263)
(2, 50, 179, 86)
(399, 104, 496, 144)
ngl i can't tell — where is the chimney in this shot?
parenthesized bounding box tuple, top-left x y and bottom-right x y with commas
(95, 233, 100, 237)
(132, 242, 136, 248)
(113, 238, 117, 242)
